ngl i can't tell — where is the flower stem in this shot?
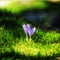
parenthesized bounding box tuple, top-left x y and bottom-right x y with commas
(26, 33, 28, 42)
(29, 36, 32, 42)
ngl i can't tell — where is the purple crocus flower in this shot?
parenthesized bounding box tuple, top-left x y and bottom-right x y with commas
(22, 24, 30, 33)
(22, 24, 36, 37)
(28, 27, 36, 37)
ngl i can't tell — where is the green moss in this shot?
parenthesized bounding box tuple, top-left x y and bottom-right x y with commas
(33, 29, 60, 44)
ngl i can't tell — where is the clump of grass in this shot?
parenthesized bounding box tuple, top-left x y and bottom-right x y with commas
(0, 26, 60, 57)
(0, 19, 60, 57)
(33, 29, 60, 44)
(42, 31, 60, 44)
(13, 40, 60, 57)
(0, 26, 14, 45)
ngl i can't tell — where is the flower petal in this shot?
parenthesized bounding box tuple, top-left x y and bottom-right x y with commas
(32, 27, 36, 34)
(22, 24, 30, 33)
(26, 24, 30, 28)
(28, 28, 33, 37)
(28, 27, 36, 37)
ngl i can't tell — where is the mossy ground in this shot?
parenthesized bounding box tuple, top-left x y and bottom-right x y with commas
(0, 1, 60, 60)
(0, 26, 60, 60)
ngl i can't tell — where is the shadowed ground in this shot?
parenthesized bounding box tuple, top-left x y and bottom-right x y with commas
(0, 51, 60, 60)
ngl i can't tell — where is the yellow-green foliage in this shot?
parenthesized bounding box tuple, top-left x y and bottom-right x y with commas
(33, 29, 60, 43)
(42, 31, 60, 43)
(13, 41, 60, 56)
(0, 26, 60, 57)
